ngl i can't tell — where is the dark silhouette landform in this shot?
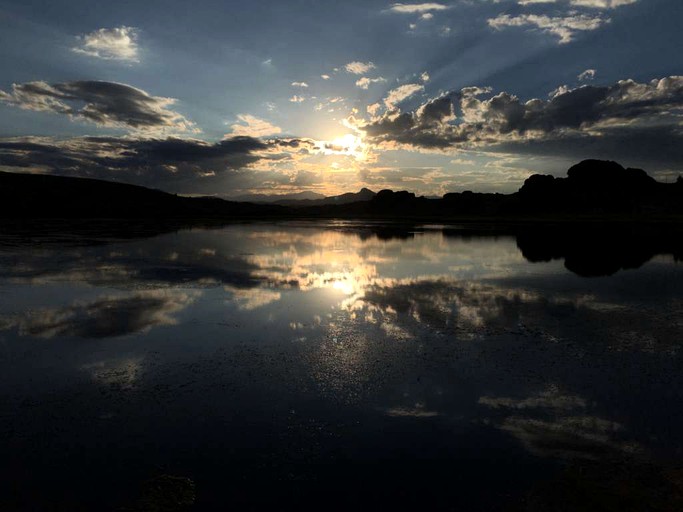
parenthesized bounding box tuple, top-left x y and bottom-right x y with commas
(1, 159, 682, 278)
(1, 159, 681, 221)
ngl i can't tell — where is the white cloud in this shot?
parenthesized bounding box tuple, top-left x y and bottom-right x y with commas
(289, 95, 306, 103)
(384, 83, 424, 108)
(321, 74, 331, 80)
(291, 81, 309, 88)
(229, 114, 282, 137)
(420, 71, 430, 82)
(488, 13, 609, 44)
(571, 0, 638, 8)
(345, 61, 376, 74)
(389, 3, 450, 13)
(578, 69, 597, 81)
(355, 76, 387, 89)
(519, 0, 638, 7)
(72, 26, 140, 62)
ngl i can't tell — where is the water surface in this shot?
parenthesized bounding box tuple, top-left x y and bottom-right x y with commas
(1, 221, 682, 510)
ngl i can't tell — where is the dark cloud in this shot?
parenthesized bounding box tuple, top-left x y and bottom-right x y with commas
(0, 136, 269, 183)
(0, 80, 194, 132)
(357, 76, 683, 164)
(0, 133, 331, 193)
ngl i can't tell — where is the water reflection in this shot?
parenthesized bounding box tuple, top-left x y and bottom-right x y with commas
(0, 290, 197, 339)
(0, 221, 681, 510)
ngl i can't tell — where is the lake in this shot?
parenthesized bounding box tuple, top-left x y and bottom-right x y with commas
(0, 221, 682, 510)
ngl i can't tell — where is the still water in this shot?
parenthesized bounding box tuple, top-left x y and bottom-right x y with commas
(0, 221, 682, 510)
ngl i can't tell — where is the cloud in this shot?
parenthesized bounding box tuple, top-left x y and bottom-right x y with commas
(578, 69, 596, 81)
(289, 95, 306, 103)
(367, 103, 382, 116)
(0, 135, 269, 183)
(384, 83, 424, 108)
(488, 13, 609, 44)
(229, 114, 282, 137)
(72, 26, 139, 62)
(571, 0, 638, 7)
(389, 3, 450, 13)
(518, 0, 638, 6)
(344, 61, 376, 74)
(321, 74, 331, 80)
(355, 76, 387, 89)
(354, 76, 683, 161)
(0, 134, 328, 194)
(0, 80, 195, 133)
(291, 81, 309, 88)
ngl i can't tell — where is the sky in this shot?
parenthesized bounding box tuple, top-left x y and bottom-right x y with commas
(0, 0, 681, 197)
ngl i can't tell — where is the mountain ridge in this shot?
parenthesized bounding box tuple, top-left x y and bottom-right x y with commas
(1, 160, 681, 220)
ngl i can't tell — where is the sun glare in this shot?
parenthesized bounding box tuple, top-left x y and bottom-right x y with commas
(323, 133, 368, 161)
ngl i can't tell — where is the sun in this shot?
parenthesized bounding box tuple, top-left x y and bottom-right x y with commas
(322, 133, 368, 161)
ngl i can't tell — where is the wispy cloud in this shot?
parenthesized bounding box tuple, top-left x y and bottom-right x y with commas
(571, 0, 638, 8)
(518, 0, 638, 7)
(488, 13, 609, 44)
(72, 26, 140, 62)
(384, 83, 424, 108)
(229, 114, 281, 137)
(389, 3, 450, 13)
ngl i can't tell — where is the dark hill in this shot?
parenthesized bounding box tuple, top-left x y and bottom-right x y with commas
(0, 171, 286, 219)
(1, 160, 681, 221)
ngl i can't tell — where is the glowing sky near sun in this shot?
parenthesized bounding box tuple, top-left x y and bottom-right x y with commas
(0, 0, 681, 197)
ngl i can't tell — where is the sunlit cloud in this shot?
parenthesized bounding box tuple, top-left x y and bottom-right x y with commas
(229, 114, 282, 137)
(72, 26, 140, 62)
(355, 76, 387, 89)
(571, 0, 638, 7)
(383, 83, 424, 108)
(488, 13, 609, 44)
(345, 61, 376, 74)
(578, 68, 596, 81)
(389, 3, 450, 13)
(517, 0, 638, 6)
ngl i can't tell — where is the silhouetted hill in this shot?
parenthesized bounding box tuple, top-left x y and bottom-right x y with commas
(0, 171, 287, 219)
(517, 159, 676, 214)
(231, 191, 325, 203)
(1, 160, 682, 221)
(272, 187, 376, 207)
(229, 188, 376, 206)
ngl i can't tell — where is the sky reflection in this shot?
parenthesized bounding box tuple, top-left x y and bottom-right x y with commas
(0, 222, 681, 509)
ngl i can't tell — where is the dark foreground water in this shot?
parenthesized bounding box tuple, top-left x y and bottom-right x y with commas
(0, 221, 682, 511)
